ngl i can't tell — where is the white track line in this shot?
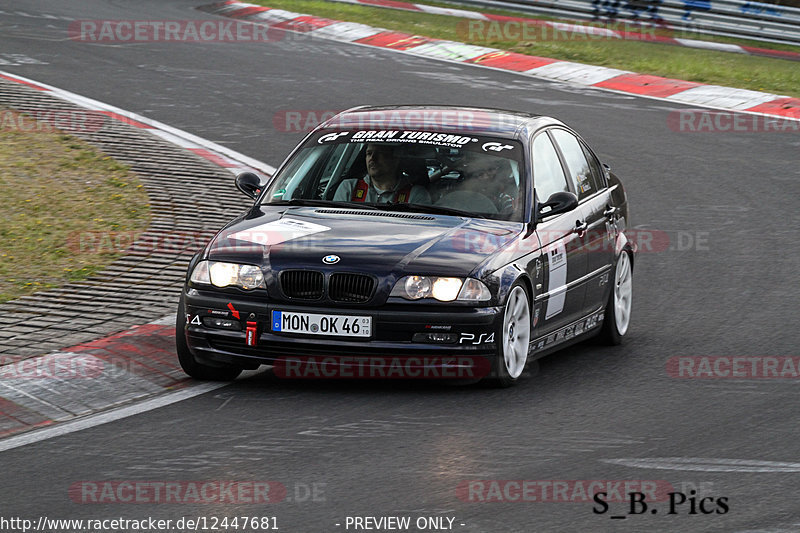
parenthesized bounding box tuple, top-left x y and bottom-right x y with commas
(0, 69, 276, 176)
(0, 382, 228, 453)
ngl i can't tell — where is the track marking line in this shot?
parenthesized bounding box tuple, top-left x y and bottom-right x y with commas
(0, 382, 228, 453)
(0, 68, 276, 176)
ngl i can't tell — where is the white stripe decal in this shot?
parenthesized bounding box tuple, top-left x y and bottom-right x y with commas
(545, 239, 567, 319)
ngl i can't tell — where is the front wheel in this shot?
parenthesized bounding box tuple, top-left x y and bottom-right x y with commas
(489, 283, 532, 388)
(598, 250, 633, 345)
(176, 294, 242, 381)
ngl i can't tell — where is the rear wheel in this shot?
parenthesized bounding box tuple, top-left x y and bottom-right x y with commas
(489, 283, 531, 388)
(598, 250, 632, 345)
(176, 294, 242, 381)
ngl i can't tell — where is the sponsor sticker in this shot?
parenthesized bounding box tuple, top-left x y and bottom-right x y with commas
(226, 218, 330, 246)
(544, 239, 567, 319)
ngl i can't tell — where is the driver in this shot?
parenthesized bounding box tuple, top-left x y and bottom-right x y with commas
(334, 143, 430, 204)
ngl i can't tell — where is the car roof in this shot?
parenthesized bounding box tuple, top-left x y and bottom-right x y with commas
(318, 105, 565, 140)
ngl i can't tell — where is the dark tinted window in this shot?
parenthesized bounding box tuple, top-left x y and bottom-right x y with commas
(581, 143, 606, 190)
(551, 129, 598, 201)
(532, 132, 568, 202)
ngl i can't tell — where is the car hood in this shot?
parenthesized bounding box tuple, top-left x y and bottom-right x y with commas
(207, 207, 522, 277)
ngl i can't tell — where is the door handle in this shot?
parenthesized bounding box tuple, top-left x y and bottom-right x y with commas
(603, 205, 619, 219)
(574, 220, 588, 234)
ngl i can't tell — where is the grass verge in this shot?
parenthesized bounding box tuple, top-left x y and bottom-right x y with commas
(0, 109, 151, 303)
(251, 0, 800, 97)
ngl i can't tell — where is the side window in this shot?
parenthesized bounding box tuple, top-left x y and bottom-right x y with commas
(550, 129, 596, 201)
(532, 132, 568, 202)
(581, 144, 606, 191)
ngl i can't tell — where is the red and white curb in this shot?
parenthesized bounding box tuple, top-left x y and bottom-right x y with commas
(0, 70, 276, 177)
(0, 315, 261, 449)
(0, 317, 177, 440)
(0, 71, 276, 443)
(208, 0, 800, 120)
(328, 0, 800, 62)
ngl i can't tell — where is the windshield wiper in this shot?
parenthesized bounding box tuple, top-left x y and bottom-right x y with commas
(377, 203, 486, 219)
(267, 199, 378, 210)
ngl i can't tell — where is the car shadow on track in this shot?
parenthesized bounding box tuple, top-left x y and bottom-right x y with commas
(222, 336, 632, 395)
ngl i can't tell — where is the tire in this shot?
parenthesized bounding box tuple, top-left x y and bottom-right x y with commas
(176, 294, 242, 381)
(489, 283, 532, 388)
(598, 250, 633, 345)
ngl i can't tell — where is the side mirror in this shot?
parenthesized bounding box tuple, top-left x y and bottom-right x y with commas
(235, 172, 263, 200)
(536, 191, 578, 221)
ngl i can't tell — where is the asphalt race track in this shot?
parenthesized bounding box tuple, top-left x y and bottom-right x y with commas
(0, 1, 799, 531)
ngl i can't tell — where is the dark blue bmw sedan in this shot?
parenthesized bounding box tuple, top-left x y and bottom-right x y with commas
(177, 106, 634, 386)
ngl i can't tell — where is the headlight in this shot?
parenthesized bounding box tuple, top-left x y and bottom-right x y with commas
(189, 260, 210, 284)
(403, 276, 432, 300)
(431, 277, 462, 302)
(209, 262, 239, 287)
(237, 265, 264, 289)
(190, 260, 265, 290)
(457, 278, 491, 301)
(391, 276, 490, 302)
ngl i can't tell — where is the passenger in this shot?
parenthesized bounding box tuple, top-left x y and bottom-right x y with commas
(458, 153, 518, 213)
(334, 143, 431, 204)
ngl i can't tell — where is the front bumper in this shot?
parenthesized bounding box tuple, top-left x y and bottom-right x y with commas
(182, 288, 502, 373)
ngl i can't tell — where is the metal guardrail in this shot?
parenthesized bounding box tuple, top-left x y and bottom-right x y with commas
(446, 0, 800, 46)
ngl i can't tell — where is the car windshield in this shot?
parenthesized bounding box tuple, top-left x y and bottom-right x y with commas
(260, 129, 526, 222)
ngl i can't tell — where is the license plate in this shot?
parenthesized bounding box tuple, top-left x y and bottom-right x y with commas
(271, 310, 372, 338)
